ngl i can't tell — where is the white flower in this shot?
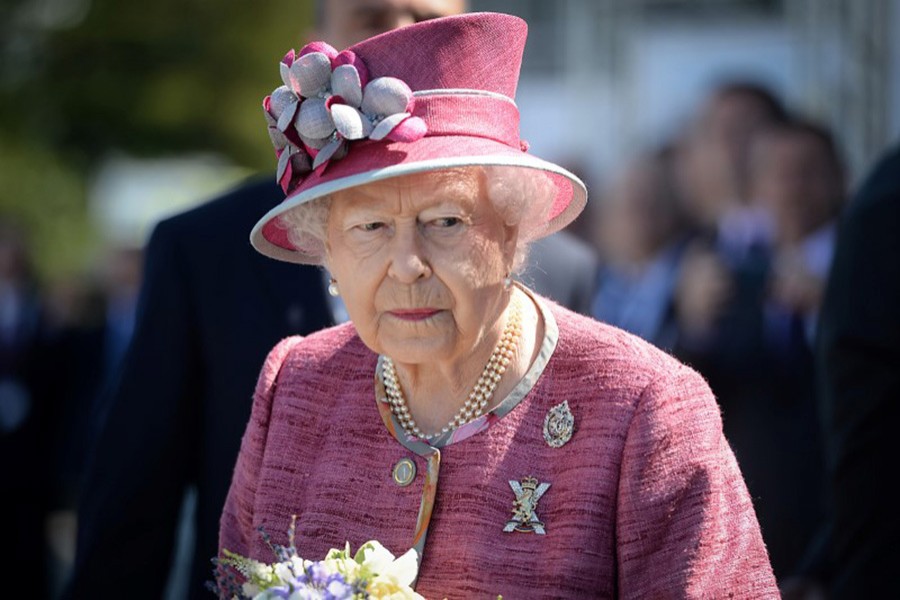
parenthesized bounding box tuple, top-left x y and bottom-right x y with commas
(273, 561, 295, 583)
(357, 544, 423, 600)
(379, 547, 419, 588)
(355, 540, 396, 574)
(323, 555, 361, 580)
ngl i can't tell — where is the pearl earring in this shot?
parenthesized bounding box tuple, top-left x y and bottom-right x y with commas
(503, 273, 513, 290)
(328, 278, 340, 297)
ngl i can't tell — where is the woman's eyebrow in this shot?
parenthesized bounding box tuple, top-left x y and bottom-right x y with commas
(340, 206, 387, 221)
(419, 200, 469, 212)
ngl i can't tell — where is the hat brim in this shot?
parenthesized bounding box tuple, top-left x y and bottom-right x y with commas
(251, 135, 587, 265)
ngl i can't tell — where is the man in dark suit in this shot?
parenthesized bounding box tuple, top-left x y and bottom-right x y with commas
(814, 143, 900, 597)
(68, 179, 334, 599)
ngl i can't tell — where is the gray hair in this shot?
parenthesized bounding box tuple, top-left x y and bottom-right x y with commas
(279, 166, 554, 272)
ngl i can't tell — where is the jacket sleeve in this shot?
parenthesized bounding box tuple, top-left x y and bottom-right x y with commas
(616, 363, 778, 598)
(217, 336, 302, 560)
(67, 219, 199, 599)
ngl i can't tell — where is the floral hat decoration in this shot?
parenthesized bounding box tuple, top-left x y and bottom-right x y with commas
(253, 12, 588, 264)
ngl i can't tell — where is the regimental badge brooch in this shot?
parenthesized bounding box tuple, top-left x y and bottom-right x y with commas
(543, 400, 575, 448)
(503, 476, 550, 535)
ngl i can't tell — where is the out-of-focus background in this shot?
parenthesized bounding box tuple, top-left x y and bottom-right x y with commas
(2, 1, 896, 281)
(1, 0, 897, 597)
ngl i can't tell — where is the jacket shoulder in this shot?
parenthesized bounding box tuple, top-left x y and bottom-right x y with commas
(550, 302, 698, 392)
(272, 322, 369, 373)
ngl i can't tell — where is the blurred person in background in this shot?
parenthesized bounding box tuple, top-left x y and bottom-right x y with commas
(673, 81, 787, 360)
(313, 0, 465, 44)
(591, 146, 691, 350)
(738, 118, 843, 582)
(671, 81, 787, 420)
(67, 2, 467, 599)
(0, 221, 45, 435)
(677, 81, 787, 252)
(41, 273, 107, 508)
(95, 247, 143, 388)
(49, 246, 145, 473)
(41, 245, 144, 595)
(0, 218, 53, 597)
(682, 116, 845, 582)
(672, 82, 839, 582)
(753, 120, 844, 363)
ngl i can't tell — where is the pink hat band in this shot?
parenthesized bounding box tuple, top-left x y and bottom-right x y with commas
(411, 91, 522, 150)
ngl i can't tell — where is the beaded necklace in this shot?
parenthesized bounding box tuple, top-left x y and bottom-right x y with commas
(382, 296, 523, 441)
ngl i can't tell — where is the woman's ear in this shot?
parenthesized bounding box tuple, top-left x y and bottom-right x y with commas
(321, 243, 332, 271)
(502, 222, 520, 271)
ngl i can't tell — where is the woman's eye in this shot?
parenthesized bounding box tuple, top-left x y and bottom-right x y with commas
(432, 217, 462, 228)
(359, 222, 385, 232)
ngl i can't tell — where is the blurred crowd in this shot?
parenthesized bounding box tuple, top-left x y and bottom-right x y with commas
(579, 81, 844, 585)
(0, 0, 893, 589)
(0, 223, 143, 596)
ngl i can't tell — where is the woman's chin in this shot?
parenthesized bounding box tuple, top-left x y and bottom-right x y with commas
(376, 330, 456, 365)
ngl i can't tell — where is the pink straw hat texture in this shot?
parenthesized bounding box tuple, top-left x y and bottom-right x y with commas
(253, 12, 587, 264)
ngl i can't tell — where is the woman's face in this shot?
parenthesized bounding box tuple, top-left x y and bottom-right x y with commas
(325, 170, 518, 366)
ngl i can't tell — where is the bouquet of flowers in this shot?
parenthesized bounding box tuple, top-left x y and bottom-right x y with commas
(211, 517, 423, 599)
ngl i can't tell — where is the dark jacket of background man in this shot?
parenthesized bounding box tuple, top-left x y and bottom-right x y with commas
(815, 143, 900, 598)
(67, 179, 333, 599)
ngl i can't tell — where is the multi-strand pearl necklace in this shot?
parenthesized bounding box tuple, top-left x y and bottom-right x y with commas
(382, 296, 523, 441)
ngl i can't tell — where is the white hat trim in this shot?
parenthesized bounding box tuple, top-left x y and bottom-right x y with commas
(250, 153, 586, 265)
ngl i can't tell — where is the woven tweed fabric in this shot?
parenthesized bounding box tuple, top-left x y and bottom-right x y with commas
(353, 12, 525, 97)
(219, 301, 778, 598)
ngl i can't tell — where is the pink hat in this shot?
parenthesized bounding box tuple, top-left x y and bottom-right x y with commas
(252, 12, 587, 264)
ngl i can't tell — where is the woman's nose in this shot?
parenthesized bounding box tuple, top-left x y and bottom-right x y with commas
(387, 225, 431, 283)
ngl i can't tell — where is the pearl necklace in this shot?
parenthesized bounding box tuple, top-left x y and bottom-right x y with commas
(382, 297, 523, 441)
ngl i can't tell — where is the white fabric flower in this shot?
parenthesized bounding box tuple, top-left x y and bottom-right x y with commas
(263, 41, 428, 187)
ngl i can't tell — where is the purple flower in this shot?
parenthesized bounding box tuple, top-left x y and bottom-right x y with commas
(323, 574, 355, 600)
(258, 585, 292, 599)
(306, 561, 331, 587)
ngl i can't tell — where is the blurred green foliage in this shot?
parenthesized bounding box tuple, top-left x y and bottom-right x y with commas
(0, 0, 315, 280)
(0, 137, 95, 278)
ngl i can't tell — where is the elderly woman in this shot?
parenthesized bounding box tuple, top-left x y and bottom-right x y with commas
(218, 13, 777, 598)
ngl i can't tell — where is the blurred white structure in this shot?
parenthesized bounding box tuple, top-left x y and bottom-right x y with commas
(475, 0, 899, 185)
(89, 154, 250, 248)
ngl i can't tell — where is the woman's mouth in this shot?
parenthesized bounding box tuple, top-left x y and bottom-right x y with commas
(388, 308, 441, 322)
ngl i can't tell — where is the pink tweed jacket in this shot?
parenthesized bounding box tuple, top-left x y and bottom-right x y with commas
(219, 300, 777, 598)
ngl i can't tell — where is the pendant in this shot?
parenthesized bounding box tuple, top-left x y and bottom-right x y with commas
(543, 400, 575, 448)
(503, 476, 550, 534)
